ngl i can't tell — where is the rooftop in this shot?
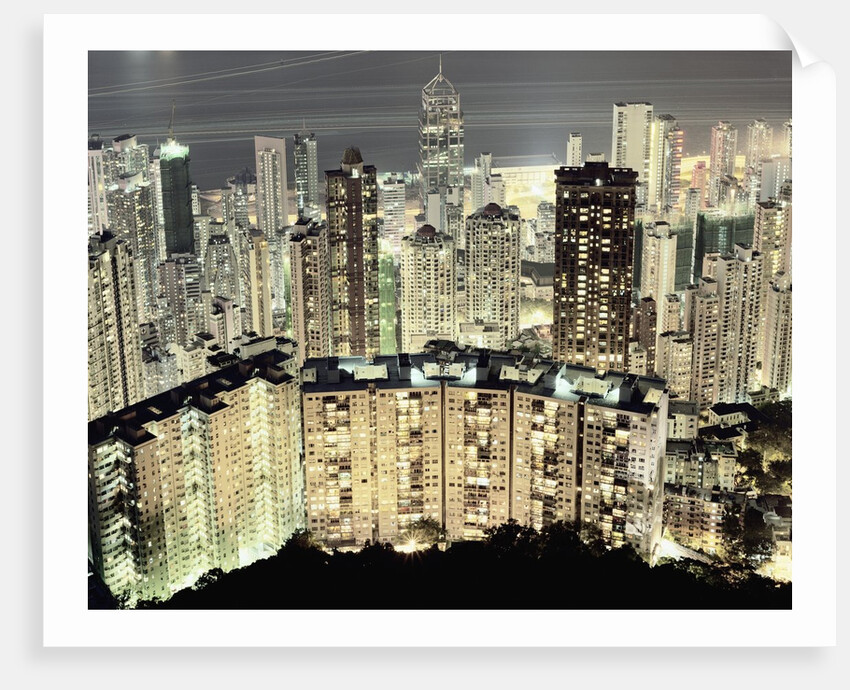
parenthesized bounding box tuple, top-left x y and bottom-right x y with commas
(89, 349, 296, 448)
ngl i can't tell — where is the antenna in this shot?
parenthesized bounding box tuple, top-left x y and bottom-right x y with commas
(168, 99, 176, 140)
(439, 53, 442, 75)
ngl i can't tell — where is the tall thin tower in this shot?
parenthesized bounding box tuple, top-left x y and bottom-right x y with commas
(553, 162, 638, 372)
(418, 56, 464, 212)
(294, 127, 319, 220)
(254, 135, 289, 236)
(88, 231, 144, 420)
(325, 147, 380, 358)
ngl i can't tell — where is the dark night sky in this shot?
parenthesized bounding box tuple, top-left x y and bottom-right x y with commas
(88, 50, 791, 191)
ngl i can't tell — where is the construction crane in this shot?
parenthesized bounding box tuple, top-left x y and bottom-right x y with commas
(167, 99, 176, 141)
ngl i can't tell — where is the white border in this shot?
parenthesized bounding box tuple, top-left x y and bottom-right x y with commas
(43, 13, 835, 647)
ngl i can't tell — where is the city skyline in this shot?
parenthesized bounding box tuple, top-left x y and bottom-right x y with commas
(84, 44, 797, 612)
(88, 50, 791, 190)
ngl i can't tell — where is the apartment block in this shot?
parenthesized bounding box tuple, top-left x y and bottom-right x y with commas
(88, 349, 304, 604)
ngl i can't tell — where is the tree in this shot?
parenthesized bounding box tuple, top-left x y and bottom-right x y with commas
(399, 517, 443, 547)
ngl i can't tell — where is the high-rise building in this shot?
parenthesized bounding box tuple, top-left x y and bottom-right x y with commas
(760, 271, 792, 397)
(658, 293, 682, 335)
(579, 372, 668, 557)
(684, 278, 721, 410)
(418, 60, 464, 211)
(400, 225, 456, 353)
(204, 234, 241, 304)
(648, 114, 684, 215)
(254, 135, 289, 237)
(325, 147, 380, 358)
(289, 218, 332, 364)
(708, 244, 765, 403)
(294, 128, 319, 220)
(243, 228, 274, 338)
(301, 346, 669, 560)
(112, 133, 150, 181)
(88, 348, 304, 605)
(781, 119, 792, 158)
(460, 203, 520, 350)
(88, 231, 145, 421)
(655, 330, 694, 400)
(88, 135, 109, 235)
(302, 355, 444, 547)
(745, 119, 774, 171)
(708, 121, 738, 207)
(566, 132, 582, 167)
(640, 221, 677, 302)
(158, 254, 204, 348)
(612, 102, 653, 203)
(553, 162, 638, 372)
(380, 175, 407, 259)
(470, 152, 493, 214)
(106, 171, 159, 323)
(634, 297, 658, 375)
(757, 155, 792, 204)
(754, 194, 792, 280)
(158, 137, 195, 256)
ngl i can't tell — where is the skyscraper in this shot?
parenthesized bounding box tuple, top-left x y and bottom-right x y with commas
(745, 119, 774, 171)
(418, 59, 464, 212)
(88, 231, 144, 420)
(708, 244, 765, 404)
(88, 348, 304, 605)
(158, 136, 195, 256)
(254, 135, 289, 237)
(106, 171, 158, 322)
(325, 147, 380, 358)
(566, 132, 582, 166)
(647, 114, 684, 215)
(760, 271, 792, 396)
(611, 102, 653, 202)
(757, 156, 792, 204)
(243, 228, 274, 338)
(640, 221, 677, 301)
(461, 203, 521, 350)
(204, 234, 241, 305)
(380, 175, 407, 259)
(400, 224, 457, 352)
(553, 162, 638, 372)
(781, 119, 792, 158)
(684, 278, 721, 410)
(111, 133, 150, 181)
(754, 194, 792, 280)
(158, 254, 204, 348)
(294, 128, 319, 220)
(470, 152, 493, 214)
(289, 218, 332, 364)
(88, 135, 109, 235)
(708, 121, 738, 207)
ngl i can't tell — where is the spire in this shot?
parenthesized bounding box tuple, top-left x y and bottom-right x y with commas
(439, 53, 442, 76)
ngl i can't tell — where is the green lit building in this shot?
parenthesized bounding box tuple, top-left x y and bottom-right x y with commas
(159, 138, 195, 256)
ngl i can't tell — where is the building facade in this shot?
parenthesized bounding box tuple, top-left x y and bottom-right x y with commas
(88, 231, 145, 421)
(553, 162, 638, 372)
(294, 128, 319, 220)
(400, 225, 456, 353)
(158, 138, 195, 256)
(325, 147, 380, 358)
(254, 135, 289, 237)
(290, 219, 332, 364)
(88, 349, 304, 604)
(418, 62, 464, 211)
(460, 203, 521, 350)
